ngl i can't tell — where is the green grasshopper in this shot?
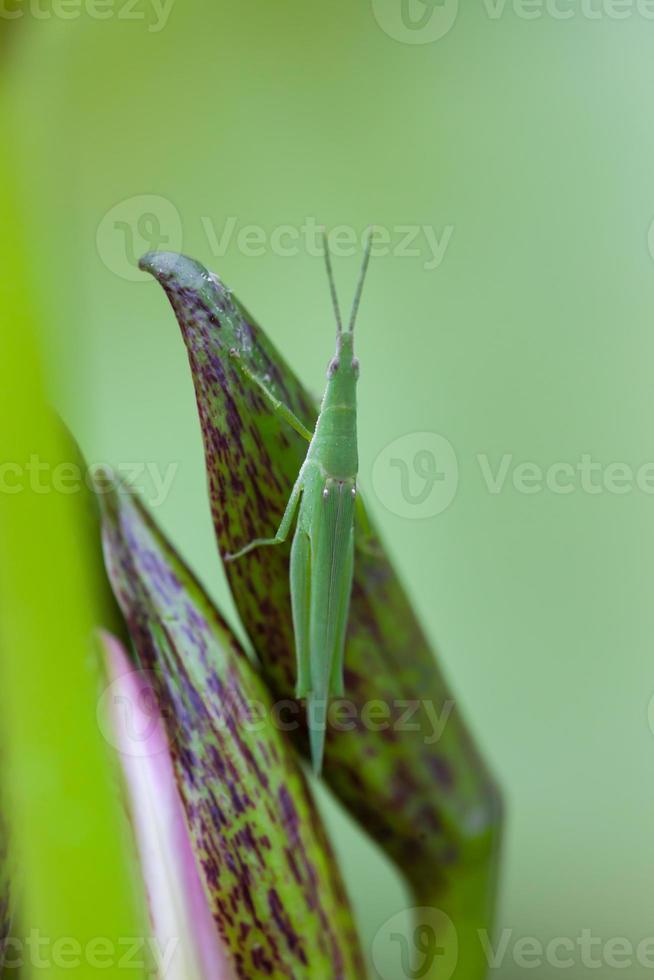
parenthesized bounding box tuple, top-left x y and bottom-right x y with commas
(225, 231, 373, 774)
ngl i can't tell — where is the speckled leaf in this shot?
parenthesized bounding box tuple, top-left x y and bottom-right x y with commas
(99, 481, 365, 980)
(141, 251, 503, 973)
(100, 631, 235, 980)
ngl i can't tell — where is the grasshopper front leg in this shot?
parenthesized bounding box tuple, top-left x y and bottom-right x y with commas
(227, 349, 313, 443)
(224, 473, 304, 561)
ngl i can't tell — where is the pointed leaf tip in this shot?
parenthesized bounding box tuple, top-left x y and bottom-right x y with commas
(139, 250, 203, 284)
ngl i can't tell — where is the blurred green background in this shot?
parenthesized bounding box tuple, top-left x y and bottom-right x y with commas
(5, 2, 654, 975)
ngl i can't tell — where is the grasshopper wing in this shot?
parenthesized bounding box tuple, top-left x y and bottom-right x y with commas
(306, 478, 356, 774)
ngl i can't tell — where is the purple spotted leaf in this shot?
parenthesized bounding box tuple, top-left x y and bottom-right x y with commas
(99, 481, 365, 980)
(99, 630, 236, 980)
(140, 251, 503, 969)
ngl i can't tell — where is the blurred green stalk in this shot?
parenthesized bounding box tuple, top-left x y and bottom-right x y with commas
(0, 98, 148, 978)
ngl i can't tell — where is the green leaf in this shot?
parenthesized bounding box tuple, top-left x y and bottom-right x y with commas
(140, 251, 503, 973)
(99, 481, 366, 979)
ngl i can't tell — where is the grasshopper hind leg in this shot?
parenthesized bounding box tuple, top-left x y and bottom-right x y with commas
(328, 529, 354, 698)
(290, 528, 312, 698)
(306, 533, 352, 774)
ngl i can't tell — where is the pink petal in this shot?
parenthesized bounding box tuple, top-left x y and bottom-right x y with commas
(99, 630, 234, 980)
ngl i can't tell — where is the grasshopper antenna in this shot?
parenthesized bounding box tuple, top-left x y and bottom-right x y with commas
(321, 229, 343, 334)
(348, 228, 374, 333)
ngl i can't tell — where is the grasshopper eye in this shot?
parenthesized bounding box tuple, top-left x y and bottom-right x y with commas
(328, 357, 340, 377)
(352, 357, 360, 379)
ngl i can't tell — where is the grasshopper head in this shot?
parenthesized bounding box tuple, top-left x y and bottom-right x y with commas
(329, 331, 359, 380)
